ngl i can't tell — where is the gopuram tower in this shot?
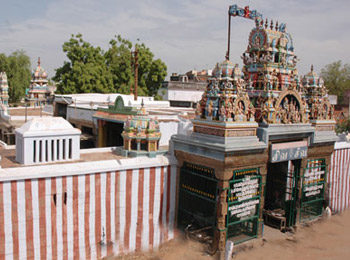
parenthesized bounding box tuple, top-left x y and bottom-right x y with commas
(172, 4, 337, 259)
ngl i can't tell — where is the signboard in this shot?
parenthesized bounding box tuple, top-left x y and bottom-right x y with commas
(227, 168, 261, 242)
(300, 159, 326, 222)
(302, 159, 326, 199)
(228, 174, 260, 220)
(270, 141, 308, 163)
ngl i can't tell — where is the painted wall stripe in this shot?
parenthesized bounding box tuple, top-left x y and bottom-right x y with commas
(110, 171, 116, 256)
(160, 166, 165, 243)
(89, 174, 96, 260)
(78, 175, 86, 260)
(95, 173, 102, 259)
(129, 169, 139, 252)
(61, 177, 68, 260)
(106, 172, 112, 256)
(51, 178, 57, 260)
(328, 148, 350, 213)
(136, 168, 144, 251)
(67, 176, 74, 260)
(119, 170, 126, 254)
(84, 174, 91, 260)
(38, 179, 47, 260)
(114, 171, 120, 255)
(148, 168, 156, 249)
(45, 178, 52, 260)
(153, 167, 161, 248)
(124, 169, 132, 252)
(16, 181, 26, 260)
(32, 179, 41, 260)
(56, 177, 63, 260)
(4, 182, 13, 260)
(142, 168, 150, 251)
(100, 172, 107, 257)
(10, 181, 19, 260)
(0, 182, 5, 260)
(25, 179, 34, 260)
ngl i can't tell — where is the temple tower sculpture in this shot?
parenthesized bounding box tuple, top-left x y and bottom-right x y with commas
(173, 57, 266, 254)
(26, 57, 51, 106)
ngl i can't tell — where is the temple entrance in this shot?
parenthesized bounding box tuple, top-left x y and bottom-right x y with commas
(264, 160, 300, 230)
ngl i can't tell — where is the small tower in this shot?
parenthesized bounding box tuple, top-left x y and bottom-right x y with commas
(26, 57, 51, 106)
(0, 72, 9, 106)
(120, 100, 165, 158)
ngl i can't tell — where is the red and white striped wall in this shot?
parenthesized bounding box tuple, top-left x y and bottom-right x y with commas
(0, 165, 177, 260)
(328, 142, 350, 213)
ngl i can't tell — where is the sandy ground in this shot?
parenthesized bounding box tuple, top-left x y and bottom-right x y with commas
(108, 210, 350, 260)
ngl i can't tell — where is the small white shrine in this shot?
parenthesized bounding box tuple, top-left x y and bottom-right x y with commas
(15, 117, 81, 165)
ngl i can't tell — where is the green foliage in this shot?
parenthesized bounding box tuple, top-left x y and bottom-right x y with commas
(55, 34, 167, 96)
(321, 61, 350, 104)
(336, 117, 350, 134)
(0, 50, 31, 102)
(54, 34, 114, 94)
(105, 35, 133, 94)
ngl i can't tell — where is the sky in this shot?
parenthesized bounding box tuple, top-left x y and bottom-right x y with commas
(0, 0, 349, 80)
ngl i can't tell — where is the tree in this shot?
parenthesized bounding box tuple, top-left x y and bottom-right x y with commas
(104, 35, 133, 94)
(0, 50, 31, 103)
(137, 43, 167, 97)
(336, 117, 350, 134)
(55, 34, 167, 96)
(53, 34, 114, 94)
(320, 61, 350, 104)
(104, 35, 167, 96)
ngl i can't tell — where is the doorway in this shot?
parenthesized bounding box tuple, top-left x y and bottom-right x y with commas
(264, 160, 300, 229)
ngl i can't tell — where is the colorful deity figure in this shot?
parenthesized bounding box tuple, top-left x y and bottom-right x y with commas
(220, 104, 227, 121)
(207, 100, 213, 118)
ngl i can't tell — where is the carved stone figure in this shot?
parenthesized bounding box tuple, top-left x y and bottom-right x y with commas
(207, 100, 213, 117)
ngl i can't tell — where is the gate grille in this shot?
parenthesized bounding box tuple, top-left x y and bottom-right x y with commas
(300, 159, 326, 222)
(178, 162, 218, 231)
(227, 168, 261, 244)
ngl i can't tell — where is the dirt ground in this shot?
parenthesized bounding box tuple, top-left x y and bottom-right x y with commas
(109, 209, 350, 260)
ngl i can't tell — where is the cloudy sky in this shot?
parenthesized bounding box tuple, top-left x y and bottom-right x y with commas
(0, 0, 349, 80)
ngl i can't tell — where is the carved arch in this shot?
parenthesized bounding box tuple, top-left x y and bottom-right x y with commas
(275, 88, 308, 123)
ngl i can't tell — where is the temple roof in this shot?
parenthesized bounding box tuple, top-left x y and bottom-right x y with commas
(16, 117, 81, 137)
(31, 57, 48, 85)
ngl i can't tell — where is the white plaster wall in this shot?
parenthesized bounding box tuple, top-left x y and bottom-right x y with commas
(168, 89, 203, 102)
(67, 106, 95, 124)
(177, 118, 193, 136)
(159, 121, 179, 146)
(16, 134, 80, 165)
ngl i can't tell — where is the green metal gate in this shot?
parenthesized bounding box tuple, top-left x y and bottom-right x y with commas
(178, 162, 218, 231)
(284, 160, 300, 227)
(227, 168, 261, 244)
(300, 158, 327, 222)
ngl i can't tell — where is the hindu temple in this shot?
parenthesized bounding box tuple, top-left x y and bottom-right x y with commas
(26, 57, 52, 106)
(172, 4, 337, 255)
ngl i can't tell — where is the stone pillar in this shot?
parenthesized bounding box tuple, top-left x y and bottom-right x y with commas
(213, 168, 233, 260)
(258, 164, 267, 237)
(97, 120, 105, 148)
(214, 180, 228, 260)
(136, 140, 141, 151)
